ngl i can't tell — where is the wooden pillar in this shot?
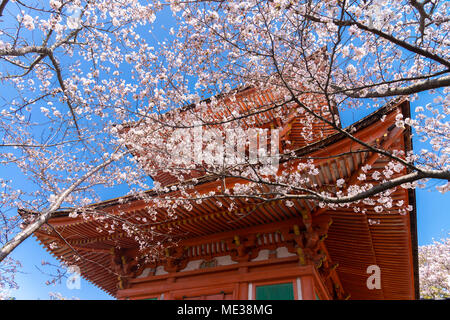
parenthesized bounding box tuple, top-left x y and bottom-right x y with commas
(238, 282, 248, 300)
(238, 267, 248, 299)
(301, 275, 315, 300)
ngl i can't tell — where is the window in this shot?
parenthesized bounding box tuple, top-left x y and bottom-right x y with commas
(255, 282, 294, 300)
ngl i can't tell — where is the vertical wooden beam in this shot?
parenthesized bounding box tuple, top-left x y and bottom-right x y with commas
(301, 276, 315, 300)
(238, 282, 248, 300)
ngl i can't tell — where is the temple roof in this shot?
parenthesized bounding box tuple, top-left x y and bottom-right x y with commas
(120, 85, 339, 187)
(27, 98, 418, 299)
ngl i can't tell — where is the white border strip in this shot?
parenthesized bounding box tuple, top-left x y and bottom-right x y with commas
(296, 277, 302, 300)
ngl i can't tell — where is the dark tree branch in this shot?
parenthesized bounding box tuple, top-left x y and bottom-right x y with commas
(302, 14, 450, 69)
(0, 0, 9, 17)
(336, 75, 450, 98)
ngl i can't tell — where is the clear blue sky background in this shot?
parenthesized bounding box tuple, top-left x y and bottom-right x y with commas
(1, 6, 448, 300)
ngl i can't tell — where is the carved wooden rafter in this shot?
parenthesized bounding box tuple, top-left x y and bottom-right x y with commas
(164, 246, 189, 272)
(110, 248, 146, 289)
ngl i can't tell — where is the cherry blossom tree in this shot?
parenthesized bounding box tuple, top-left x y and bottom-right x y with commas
(0, 256, 20, 299)
(0, 0, 449, 295)
(48, 291, 79, 300)
(419, 237, 450, 299)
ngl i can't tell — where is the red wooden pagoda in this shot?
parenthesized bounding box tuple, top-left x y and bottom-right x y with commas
(28, 88, 418, 300)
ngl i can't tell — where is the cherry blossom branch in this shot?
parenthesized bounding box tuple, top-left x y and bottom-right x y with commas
(150, 164, 449, 203)
(0, 148, 125, 263)
(302, 13, 450, 69)
(47, 51, 80, 134)
(266, 32, 421, 174)
(329, 70, 450, 97)
(337, 75, 450, 98)
(0, 46, 51, 57)
(0, 0, 9, 17)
